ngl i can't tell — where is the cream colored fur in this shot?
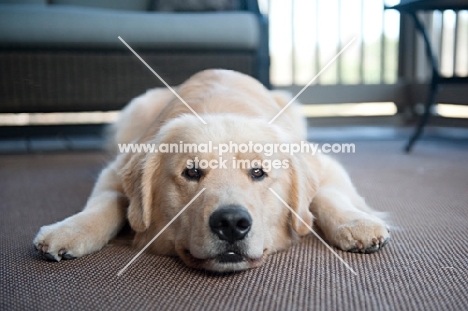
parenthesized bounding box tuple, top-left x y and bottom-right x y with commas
(34, 69, 390, 272)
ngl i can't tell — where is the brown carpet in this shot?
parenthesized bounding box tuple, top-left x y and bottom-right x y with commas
(1, 140, 467, 310)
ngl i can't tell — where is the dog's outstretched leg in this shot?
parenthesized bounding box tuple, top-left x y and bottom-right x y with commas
(311, 155, 390, 254)
(33, 159, 127, 261)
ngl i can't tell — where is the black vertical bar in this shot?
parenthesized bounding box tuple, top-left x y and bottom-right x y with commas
(438, 11, 445, 69)
(453, 12, 459, 76)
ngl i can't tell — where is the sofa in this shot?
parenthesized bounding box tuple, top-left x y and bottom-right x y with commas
(0, 0, 269, 114)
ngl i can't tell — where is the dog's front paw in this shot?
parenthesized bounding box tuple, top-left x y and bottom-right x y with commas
(33, 219, 101, 261)
(333, 218, 390, 254)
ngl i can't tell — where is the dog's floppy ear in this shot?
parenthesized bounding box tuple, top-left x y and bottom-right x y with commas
(288, 152, 319, 236)
(120, 152, 160, 232)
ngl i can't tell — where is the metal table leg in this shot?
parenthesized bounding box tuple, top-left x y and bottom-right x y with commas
(404, 12, 440, 153)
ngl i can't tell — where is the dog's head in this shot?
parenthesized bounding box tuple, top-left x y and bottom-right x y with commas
(120, 114, 319, 272)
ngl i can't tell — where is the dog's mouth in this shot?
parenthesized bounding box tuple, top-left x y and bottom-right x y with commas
(181, 248, 267, 272)
(217, 251, 244, 263)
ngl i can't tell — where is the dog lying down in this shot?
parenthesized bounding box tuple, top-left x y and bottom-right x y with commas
(34, 69, 390, 272)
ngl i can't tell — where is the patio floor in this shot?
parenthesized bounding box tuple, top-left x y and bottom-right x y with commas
(1, 138, 467, 310)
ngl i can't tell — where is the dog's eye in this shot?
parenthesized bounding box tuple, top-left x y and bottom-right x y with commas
(250, 168, 266, 181)
(183, 167, 202, 181)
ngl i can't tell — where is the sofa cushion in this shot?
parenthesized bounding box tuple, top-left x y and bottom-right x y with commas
(0, 0, 45, 4)
(51, 0, 151, 11)
(155, 0, 240, 11)
(0, 4, 260, 50)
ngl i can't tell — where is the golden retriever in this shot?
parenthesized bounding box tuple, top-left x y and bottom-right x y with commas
(33, 69, 390, 272)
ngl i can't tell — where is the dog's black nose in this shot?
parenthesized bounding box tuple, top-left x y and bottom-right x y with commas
(209, 206, 252, 243)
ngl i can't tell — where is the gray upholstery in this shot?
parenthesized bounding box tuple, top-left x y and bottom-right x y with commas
(51, 0, 151, 11)
(0, 0, 45, 4)
(0, 4, 260, 49)
(0, 0, 270, 114)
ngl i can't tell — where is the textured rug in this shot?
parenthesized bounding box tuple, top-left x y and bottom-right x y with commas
(1, 140, 467, 310)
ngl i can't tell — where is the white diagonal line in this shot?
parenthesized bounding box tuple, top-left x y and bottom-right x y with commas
(268, 188, 357, 276)
(117, 188, 206, 276)
(269, 37, 356, 124)
(118, 36, 207, 125)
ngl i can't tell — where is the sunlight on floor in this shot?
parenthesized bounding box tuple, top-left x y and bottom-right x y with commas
(1, 103, 468, 126)
(437, 104, 468, 118)
(302, 102, 397, 117)
(0, 111, 120, 126)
